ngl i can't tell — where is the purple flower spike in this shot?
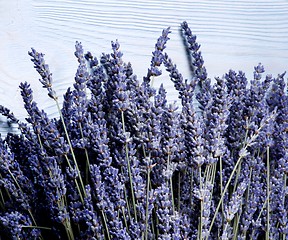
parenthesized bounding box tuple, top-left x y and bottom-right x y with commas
(28, 48, 57, 100)
(144, 27, 171, 85)
(1, 21, 288, 240)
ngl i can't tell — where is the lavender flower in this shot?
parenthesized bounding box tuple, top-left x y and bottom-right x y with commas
(144, 27, 171, 82)
(19, 82, 69, 158)
(224, 181, 248, 223)
(163, 52, 196, 106)
(0, 211, 41, 239)
(161, 101, 185, 169)
(142, 27, 171, 98)
(90, 163, 128, 238)
(202, 77, 231, 164)
(194, 181, 214, 238)
(243, 64, 272, 130)
(239, 157, 265, 238)
(0, 139, 36, 214)
(225, 70, 248, 152)
(73, 185, 103, 239)
(0, 21, 288, 240)
(71, 41, 89, 125)
(181, 21, 208, 91)
(101, 40, 130, 112)
(155, 184, 174, 239)
(0, 106, 18, 123)
(28, 48, 57, 100)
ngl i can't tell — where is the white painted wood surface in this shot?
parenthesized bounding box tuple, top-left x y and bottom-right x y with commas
(1, 0, 288, 132)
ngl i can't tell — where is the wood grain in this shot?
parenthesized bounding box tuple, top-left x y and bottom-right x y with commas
(1, 0, 288, 134)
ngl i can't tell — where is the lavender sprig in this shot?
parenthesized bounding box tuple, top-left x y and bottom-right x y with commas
(181, 21, 206, 81)
(28, 48, 57, 100)
(0, 21, 287, 240)
(143, 27, 171, 98)
(144, 27, 171, 82)
(0, 211, 41, 239)
(28, 48, 87, 202)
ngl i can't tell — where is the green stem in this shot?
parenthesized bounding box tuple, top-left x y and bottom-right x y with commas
(0, 189, 5, 210)
(37, 133, 44, 150)
(121, 167, 132, 221)
(155, 206, 160, 238)
(167, 150, 175, 214)
(7, 169, 37, 226)
(219, 157, 223, 217)
(177, 172, 181, 211)
(21, 225, 51, 230)
(63, 218, 75, 240)
(145, 156, 151, 240)
(64, 155, 84, 203)
(199, 166, 203, 240)
(56, 188, 74, 240)
(0, 173, 7, 211)
(55, 100, 86, 200)
(251, 191, 270, 238)
(121, 207, 129, 237)
(206, 112, 276, 239)
(232, 211, 241, 240)
(283, 174, 287, 240)
(266, 146, 270, 240)
(101, 210, 111, 240)
(121, 111, 137, 221)
(207, 155, 244, 237)
(233, 163, 242, 193)
(151, 76, 155, 88)
(150, 211, 156, 240)
(246, 167, 253, 203)
(190, 169, 194, 209)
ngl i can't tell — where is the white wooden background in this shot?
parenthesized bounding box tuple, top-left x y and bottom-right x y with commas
(1, 0, 288, 132)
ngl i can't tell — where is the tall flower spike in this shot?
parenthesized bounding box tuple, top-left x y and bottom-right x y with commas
(0, 106, 18, 123)
(181, 21, 207, 82)
(144, 27, 171, 82)
(163, 52, 196, 106)
(0, 139, 36, 212)
(181, 21, 211, 110)
(1, 21, 288, 239)
(222, 180, 248, 239)
(224, 180, 248, 223)
(243, 64, 272, 128)
(225, 70, 248, 153)
(0, 211, 41, 239)
(240, 156, 265, 238)
(142, 27, 171, 99)
(203, 77, 231, 164)
(19, 82, 69, 158)
(28, 48, 87, 201)
(72, 41, 89, 123)
(28, 48, 57, 100)
(155, 184, 173, 238)
(101, 40, 130, 112)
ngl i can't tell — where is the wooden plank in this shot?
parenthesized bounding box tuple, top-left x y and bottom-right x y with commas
(0, 0, 288, 135)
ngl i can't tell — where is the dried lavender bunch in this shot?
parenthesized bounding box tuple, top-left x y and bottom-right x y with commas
(0, 21, 287, 240)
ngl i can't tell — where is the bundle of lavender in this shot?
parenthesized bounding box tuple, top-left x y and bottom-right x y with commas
(0, 21, 287, 240)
